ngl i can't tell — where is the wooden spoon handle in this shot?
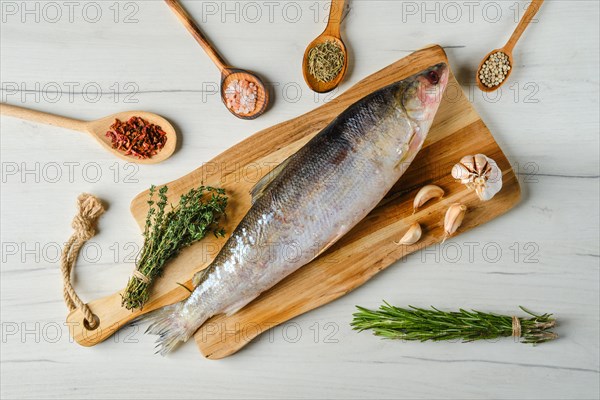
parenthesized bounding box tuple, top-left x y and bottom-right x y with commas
(324, 0, 347, 37)
(164, 0, 228, 72)
(0, 103, 88, 132)
(505, 0, 544, 53)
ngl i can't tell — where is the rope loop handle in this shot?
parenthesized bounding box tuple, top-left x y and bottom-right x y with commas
(60, 193, 106, 330)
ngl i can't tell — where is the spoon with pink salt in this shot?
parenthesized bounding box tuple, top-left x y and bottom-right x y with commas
(165, 0, 269, 119)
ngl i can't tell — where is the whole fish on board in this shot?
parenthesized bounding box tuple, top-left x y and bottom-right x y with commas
(141, 63, 449, 355)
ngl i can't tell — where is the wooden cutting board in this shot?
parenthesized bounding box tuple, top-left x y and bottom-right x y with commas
(66, 45, 521, 358)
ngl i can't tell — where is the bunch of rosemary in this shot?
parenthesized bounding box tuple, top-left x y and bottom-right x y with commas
(121, 185, 227, 310)
(352, 303, 557, 344)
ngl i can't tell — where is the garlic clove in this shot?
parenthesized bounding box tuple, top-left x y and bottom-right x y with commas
(443, 203, 467, 242)
(413, 185, 445, 212)
(396, 222, 422, 245)
(474, 154, 489, 176)
(451, 163, 471, 181)
(460, 155, 476, 171)
(477, 172, 502, 201)
(485, 157, 502, 184)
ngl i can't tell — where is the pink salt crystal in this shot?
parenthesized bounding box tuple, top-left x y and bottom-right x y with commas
(224, 79, 258, 115)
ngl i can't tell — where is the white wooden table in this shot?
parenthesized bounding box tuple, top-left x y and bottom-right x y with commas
(1, 1, 598, 398)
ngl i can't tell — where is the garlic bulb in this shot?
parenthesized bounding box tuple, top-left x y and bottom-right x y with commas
(413, 185, 444, 212)
(443, 203, 467, 242)
(396, 222, 422, 245)
(451, 154, 502, 201)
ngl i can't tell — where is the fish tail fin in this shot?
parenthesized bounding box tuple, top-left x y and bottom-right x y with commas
(137, 301, 198, 356)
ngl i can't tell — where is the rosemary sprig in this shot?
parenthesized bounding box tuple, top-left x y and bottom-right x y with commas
(352, 303, 557, 345)
(121, 185, 227, 310)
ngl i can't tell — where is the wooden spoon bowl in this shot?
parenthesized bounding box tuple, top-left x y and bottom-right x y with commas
(302, 34, 348, 94)
(476, 48, 514, 93)
(0, 103, 177, 164)
(87, 111, 177, 164)
(221, 68, 269, 120)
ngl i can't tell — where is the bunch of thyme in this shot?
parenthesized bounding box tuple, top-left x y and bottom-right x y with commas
(121, 185, 227, 310)
(352, 303, 557, 344)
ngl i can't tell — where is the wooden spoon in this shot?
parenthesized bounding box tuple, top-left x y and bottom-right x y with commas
(302, 0, 348, 93)
(0, 103, 177, 164)
(164, 0, 268, 120)
(476, 0, 544, 92)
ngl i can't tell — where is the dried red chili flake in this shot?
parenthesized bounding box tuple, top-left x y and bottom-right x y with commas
(105, 116, 167, 160)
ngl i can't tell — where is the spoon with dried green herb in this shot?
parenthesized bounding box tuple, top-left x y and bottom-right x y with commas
(302, 0, 349, 93)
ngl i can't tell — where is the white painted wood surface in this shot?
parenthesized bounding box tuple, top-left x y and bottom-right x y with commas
(1, 1, 598, 398)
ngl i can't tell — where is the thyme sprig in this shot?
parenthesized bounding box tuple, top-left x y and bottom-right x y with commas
(352, 303, 557, 345)
(121, 185, 227, 310)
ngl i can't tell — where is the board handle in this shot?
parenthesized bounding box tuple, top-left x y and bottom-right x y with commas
(66, 292, 137, 346)
(66, 287, 190, 346)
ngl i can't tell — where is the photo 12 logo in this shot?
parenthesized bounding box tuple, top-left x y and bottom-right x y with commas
(1, 161, 139, 184)
(1, 318, 340, 346)
(400, 1, 541, 24)
(1, 81, 140, 104)
(194, 1, 348, 24)
(396, 240, 541, 265)
(1, 1, 140, 24)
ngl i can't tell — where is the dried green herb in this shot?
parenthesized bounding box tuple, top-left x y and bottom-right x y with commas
(121, 185, 227, 310)
(352, 304, 557, 345)
(308, 40, 345, 83)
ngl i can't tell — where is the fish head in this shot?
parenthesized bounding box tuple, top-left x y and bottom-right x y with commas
(401, 63, 449, 133)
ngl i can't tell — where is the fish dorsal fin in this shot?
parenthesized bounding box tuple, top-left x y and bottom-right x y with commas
(250, 157, 291, 204)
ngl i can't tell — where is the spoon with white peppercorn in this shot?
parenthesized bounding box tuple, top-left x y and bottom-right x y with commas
(476, 0, 544, 92)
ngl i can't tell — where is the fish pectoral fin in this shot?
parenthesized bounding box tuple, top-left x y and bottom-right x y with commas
(314, 230, 346, 259)
(250, 157, 292, 204)
(192, 268, 209, 287)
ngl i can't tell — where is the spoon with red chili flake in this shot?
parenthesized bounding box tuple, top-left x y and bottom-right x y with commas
(164, 0, 269, 120)
(0, 103, 177, 164)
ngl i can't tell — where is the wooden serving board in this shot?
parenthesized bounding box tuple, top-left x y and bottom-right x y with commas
(66, 45, 521, 358)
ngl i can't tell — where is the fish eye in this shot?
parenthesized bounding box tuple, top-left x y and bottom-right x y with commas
(427, 70, 440, 85)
